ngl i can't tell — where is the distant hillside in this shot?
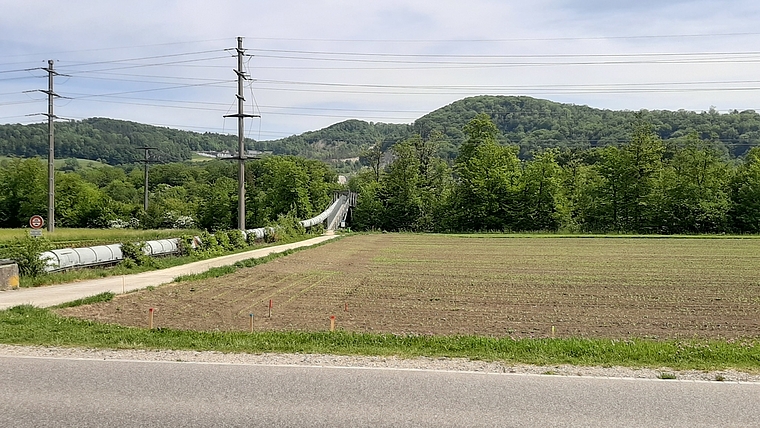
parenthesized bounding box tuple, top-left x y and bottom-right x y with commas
(0, 118, 243, 165)
(3, 96, 760, 165)
(413, 96, 760, 158)
(261, 96, 760, 160)
(251, 119, 412, 160)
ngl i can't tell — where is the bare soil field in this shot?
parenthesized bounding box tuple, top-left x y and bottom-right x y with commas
(58, 234, 760, 339)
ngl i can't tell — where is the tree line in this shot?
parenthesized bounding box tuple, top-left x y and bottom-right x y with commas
(0, 155, 340, 231)
(350, 114, 760, 234)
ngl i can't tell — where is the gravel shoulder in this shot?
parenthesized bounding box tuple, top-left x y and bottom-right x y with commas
(1, 344, 758, 383)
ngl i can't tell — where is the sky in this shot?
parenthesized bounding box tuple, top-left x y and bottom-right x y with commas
(2, 0, 760, 141)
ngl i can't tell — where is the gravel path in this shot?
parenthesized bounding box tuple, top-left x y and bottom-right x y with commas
(1, 344, 758, 383)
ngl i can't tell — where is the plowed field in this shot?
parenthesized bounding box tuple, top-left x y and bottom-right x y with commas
(58, 234, 760, 339)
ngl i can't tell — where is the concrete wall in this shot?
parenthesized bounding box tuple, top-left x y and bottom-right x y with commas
(0, 261, 19, 290)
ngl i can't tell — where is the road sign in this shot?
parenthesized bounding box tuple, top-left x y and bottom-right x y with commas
(29, 215, 44, 229)
(29, 229, 42, 238)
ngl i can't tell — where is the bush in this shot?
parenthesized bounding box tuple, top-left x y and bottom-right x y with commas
(178, 234, 197, 256)
(226, 229, 247, 249)
(263, 228, 279, 243)
(4, 237, 53, 277)
(275, 210, 307, 241)
(120, 241, 154, 267)
(198, 231, 220, 253)
(215, 231, 231, 251)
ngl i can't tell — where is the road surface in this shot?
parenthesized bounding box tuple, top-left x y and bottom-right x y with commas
(1, 354, 758, 427)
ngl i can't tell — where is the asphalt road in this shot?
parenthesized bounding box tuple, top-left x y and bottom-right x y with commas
(0, 235, 338, 310)
(1, 355, 758, 427)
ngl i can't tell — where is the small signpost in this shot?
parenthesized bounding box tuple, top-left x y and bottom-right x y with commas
(29, 215, 44, 238)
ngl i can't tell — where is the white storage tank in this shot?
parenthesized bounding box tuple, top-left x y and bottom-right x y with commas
(144, 239, 179, 256)
(45, 249, 80, 271)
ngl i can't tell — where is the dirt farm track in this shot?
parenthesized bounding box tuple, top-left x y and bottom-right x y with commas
(58, 234, 760, 339)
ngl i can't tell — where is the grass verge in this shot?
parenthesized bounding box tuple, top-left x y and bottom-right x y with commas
(51, 292, 116, 309)
(172, 249, 298, 283)
(1, 305, 758, 372)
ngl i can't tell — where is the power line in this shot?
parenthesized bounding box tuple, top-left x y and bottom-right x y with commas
(58, 49, 225, 69)
(70, 70, 236, 83)
(251, 47, 760, 60)
(252, 52, 760, 67)
(249, 31, 760, 43)
(0, 38, 230, 60)
(66, 80, 234, 100)
(58, 55, 231, 75)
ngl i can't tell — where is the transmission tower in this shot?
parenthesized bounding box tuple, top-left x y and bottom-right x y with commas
(24, 61, 64, 232)
(135, 147, 159, 212)
(224, 37, 260, 232)
(45, 61, 58, 232)
(25, 61, 69, 232)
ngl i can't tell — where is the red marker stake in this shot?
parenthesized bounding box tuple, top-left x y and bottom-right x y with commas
(330, 315, 336, 332)
(149, 308, 154, 330)
(269, 300, 272, 318)
(344, 303, 348, 312)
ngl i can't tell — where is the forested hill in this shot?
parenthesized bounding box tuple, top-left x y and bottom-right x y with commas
(258, 95, 760, 160)
(251, 119, 411, 160)
(415, 96, 760, 159)
(0, 118, 242, 164)
(4, 96, 760, 165)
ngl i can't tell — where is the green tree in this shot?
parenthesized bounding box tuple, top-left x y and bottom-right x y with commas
(55, 173, 113, 227)
(729, 147, 760, 233)
(0, 158, 47, 227)
(359, 144, 383, 182)
(580, 123, 664, 232)
(652, 134, 729, 233)
(451, 115, 521, 231)
(378, 139, 423, 231)
(623, 122, 665, 231)
(349, 171, 385, 230)
(196, 177, 237, 231)
(258, 156, 314, 221)
(517, 149, 564, 231)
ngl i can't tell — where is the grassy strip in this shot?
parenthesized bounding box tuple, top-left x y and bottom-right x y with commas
(51, 292, 116, 309)
(172, 249, 299, 283)
(1, 305, 758, 372)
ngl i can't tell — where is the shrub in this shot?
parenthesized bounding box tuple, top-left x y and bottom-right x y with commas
(178, 234, 197, 256)
(198, 231, 217, 251)
(4, 237, 53, 277)
(215, 231, 231, 250)
(263, 227, 279, 243)
(258, 211, 310, 244)
(226, 229, 247, 249)
(120, 241, 154, 267)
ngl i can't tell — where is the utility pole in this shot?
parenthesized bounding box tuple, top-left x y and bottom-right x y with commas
(24, 61, 67, 233)
(44, 60, 59, 233)
(224, 37, 259, 232)
(136, 147, 158, 212)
